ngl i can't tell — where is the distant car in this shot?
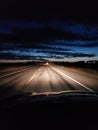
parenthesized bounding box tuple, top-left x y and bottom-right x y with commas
(44, 62, 49, 65)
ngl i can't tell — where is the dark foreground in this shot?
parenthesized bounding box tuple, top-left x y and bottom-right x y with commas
(0, 92, 98, 130)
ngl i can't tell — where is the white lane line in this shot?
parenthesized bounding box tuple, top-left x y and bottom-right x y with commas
(51, 66, 94, 92)
(0, 66, 32, 79)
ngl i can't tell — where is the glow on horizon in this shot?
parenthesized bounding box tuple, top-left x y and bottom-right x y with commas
(0, 56, 98, 64)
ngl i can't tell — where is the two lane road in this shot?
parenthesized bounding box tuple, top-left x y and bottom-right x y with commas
(0, 64, 98, 99)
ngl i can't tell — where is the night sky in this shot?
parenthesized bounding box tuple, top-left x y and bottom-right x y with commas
(0, 0, 98, 62)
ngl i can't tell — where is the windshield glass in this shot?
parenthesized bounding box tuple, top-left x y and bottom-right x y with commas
(0, 0, 98, 101)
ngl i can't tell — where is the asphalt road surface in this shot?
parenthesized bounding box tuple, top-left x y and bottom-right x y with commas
(0, 64, 98, 99)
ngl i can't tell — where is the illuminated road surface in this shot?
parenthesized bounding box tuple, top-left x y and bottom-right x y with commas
(0, 64, 98, 99)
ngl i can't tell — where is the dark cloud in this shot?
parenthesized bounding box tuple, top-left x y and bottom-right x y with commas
(61, 42, 98, 48)
(0, 47, 95, 60)
(0, 53, 49, 60)
(0, 21, 98, 43)
(0, 27, 97, 43)
(37, 51, 96, 58)
(0, 20, 98, 61)
(51, 40, 98, 48)
(36, 48, 72, 53)
(78, 43, 98, 47)
(70, 53, 95, 58)
(11, 25, 98, 41)
(0, 43, 47, 50)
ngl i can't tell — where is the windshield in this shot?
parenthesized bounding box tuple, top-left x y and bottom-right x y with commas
(0, 0, 98, 101)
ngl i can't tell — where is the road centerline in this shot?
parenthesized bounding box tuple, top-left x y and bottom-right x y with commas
(25, 66, 43, 86)
(26, 73, 37, 85)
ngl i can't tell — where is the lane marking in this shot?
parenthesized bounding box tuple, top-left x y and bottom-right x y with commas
(26, 75, 36, 85)
(51, 66, 94, 92)
(0, 66, 32, 79)
(26, 66, 42, 85)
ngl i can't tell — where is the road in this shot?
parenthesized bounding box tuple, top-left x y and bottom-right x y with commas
(0, 64, 98, 99)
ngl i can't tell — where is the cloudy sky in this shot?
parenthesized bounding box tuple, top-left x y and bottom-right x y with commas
(0, 0, 98, 62)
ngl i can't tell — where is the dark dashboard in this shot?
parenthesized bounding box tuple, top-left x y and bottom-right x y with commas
(0, 92, 98, 130)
